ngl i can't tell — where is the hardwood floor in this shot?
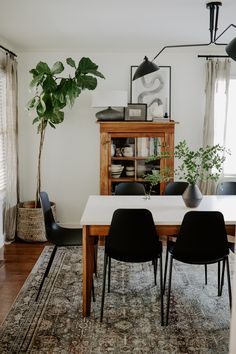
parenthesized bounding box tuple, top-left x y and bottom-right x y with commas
(0, 241, 46, 325)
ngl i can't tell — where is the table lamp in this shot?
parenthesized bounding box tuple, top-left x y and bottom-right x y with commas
(92, 90, 127, 120)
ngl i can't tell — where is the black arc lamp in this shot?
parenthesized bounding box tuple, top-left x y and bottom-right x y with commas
(132, 56, 160, 80)
(133, 1, 236, 81)
(226, 37, 236, 61)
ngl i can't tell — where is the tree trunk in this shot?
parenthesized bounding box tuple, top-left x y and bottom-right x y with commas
(35, 123, 46, 207)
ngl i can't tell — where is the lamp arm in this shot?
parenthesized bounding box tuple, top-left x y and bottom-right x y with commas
(151, 42, 212, 62)
(214, 23, 236, 42)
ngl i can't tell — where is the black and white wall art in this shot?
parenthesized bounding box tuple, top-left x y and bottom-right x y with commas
(130, 66, 171, 121)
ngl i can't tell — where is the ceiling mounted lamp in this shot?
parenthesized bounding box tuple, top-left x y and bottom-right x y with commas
(133, 1, 236, 81)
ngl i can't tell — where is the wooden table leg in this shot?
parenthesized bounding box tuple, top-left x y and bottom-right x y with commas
(82, 225, 94, 317)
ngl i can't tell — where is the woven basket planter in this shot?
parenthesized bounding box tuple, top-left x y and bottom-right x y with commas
(16, 201, 56, 242)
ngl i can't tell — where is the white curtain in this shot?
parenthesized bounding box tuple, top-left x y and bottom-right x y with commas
(4, 54, 18, 242)
(200, 59, 231, 195)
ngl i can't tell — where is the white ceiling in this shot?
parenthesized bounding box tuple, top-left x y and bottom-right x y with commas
(0, 0, 236, 53)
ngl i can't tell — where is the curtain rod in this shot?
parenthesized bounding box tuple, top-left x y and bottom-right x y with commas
(198, 54, 229, 59)
(0, 44, 17, 58)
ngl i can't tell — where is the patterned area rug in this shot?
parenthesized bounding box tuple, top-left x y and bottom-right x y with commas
(0, 246, 233, 354)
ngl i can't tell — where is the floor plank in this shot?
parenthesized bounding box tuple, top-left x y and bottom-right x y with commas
(0, 241, 46, 324)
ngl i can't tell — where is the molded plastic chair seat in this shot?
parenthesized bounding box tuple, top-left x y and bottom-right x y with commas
(216, 181, 236, 195)
(114, 182, 145, 195)
(36, 191, 97, 301)
(165, 211, 232, 326)
(100, 208, 163, 325)
(164, 181, 188, 195)
(46, 227, 82, 246)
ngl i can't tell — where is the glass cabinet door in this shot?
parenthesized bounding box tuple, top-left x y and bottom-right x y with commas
(110, 136, 164, 195)
(99, 121, 176, 195)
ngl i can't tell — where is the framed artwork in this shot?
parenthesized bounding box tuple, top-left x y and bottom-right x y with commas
(124, 103, 147, 121)
(130, 66, 171, 121)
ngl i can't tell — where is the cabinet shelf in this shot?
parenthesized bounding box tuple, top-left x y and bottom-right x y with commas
(99, 121, 176, 195)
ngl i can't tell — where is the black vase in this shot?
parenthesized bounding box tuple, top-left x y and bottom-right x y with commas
(182, 184, 203, 208)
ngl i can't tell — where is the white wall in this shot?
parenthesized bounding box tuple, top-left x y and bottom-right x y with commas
(17, 50, 218, 226)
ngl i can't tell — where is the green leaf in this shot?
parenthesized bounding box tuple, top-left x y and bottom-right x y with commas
(50, 111, 64, 124)
(36, 96, 46, 116)
(87, 69, 105, 79)
(78, 57, 98, 74)
(36, 62, 51, 74)
(32, 117, 40, 124)
(42, 76, 58, 92)
(27, 97, 36, 110)
(29, 73, 44, 88)
(51, 61, 64, 75)
(77, 75, 97, 90)
(66, 58, 76, 68)
(48, 121, 56, 129)
(29, 68, 39, 77)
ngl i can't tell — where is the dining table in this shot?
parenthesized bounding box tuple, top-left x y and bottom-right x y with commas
(80, 194, 236, 317)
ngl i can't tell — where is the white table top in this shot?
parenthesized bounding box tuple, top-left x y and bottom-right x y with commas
(80, 195, 236, 226)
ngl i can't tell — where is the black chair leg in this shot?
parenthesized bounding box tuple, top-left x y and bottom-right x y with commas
(159, 255, 164, 326)
(36, 245, 57, 301)
(153, 258, 157, 286)
(166, 255, 173, 326)
(93, 242, 98, 277)
(225, 257, 232, 309)
(163, 246, 169, 293)
(92, 278, 95, 302)
(204, 264, 207, 285)
(100, 253, 108, 322)
(220, 259, 226, 296)
(217, 261, 221, 296)
(108, 257, 111, 293)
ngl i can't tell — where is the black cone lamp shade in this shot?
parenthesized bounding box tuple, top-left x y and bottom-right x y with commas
(226, 38, 236, 61)
(133, 56, 160, 81)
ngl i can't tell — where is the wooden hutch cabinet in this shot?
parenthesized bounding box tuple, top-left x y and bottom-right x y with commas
(99, 121, 176, 195)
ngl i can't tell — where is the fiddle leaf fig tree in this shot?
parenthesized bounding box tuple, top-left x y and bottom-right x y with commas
(27, 57, 105, 206)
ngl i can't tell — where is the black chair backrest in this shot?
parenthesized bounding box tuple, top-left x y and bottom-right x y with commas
(164, 181, 189, 195)
(172, 211, 229, 263)
(39, 192, 56, 240)
(216, 181, 236, 195)
(106, 208, 161, 262)
(115, 182, 145, 195)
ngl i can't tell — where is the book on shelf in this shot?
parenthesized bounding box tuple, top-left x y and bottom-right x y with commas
(137, 137, 162, 157)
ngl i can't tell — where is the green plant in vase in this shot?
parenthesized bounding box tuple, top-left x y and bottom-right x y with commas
(144, 140, 230, 206)
(174, 140, 229, 185)
(174, 140, 230, 207)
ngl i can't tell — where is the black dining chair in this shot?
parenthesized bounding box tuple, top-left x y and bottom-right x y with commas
(164, 181, 188, 195)
(36, 191, 97, 301)
(164, 181, 218, 290)
(216, 181, 236, 195)
(100, 208, 164, 325)
(114, 182, 146, 195)
(216, 181, 236, 293)
(165, 211, 232, 325)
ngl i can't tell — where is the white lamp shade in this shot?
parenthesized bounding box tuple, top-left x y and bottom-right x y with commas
(92, 90, 128, 107)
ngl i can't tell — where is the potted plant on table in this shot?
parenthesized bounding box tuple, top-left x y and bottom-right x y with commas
(17, 57, 105, 242)
(144, 140, 230, 207)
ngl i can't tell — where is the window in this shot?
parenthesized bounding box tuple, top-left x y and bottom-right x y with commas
(0, 70, 6, 191)
(214, 77, 236, 176)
